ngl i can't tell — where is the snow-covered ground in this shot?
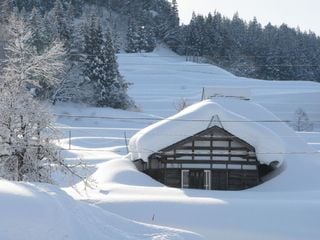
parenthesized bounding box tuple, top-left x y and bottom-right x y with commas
(7, 46, 320, 240)
(50, 47, 320, 239)
(0, 180, 201, 240)
(121, 47, 320, 128)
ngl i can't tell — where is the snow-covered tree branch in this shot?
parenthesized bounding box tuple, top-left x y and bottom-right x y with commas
(4, 10, 65, 95)
(0, 10, 66, 182)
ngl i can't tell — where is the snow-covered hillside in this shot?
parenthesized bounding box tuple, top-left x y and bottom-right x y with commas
(120, 46, 320, 128)
(50, 47, 320, 240)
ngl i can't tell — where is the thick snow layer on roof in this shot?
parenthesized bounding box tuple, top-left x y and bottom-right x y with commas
(129, 98, 299, 166)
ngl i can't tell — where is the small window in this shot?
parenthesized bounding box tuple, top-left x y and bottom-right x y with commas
(181, 170, 189, 188)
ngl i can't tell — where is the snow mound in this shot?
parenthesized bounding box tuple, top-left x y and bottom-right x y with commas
(0, 180, 202, 240)
(92, 157, 163, 187)
(129, 98, 287, 166)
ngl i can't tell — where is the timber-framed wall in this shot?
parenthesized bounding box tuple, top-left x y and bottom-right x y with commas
(138, 126, 272, 190)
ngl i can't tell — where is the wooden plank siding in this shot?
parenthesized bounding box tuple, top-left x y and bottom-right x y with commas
(141, 126, 268, 190)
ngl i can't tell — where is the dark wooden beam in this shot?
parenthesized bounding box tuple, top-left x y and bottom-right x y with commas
(157, 125, 256, 153)
(174, 146, 251, 151)
(161, 159, 259, 165)
(164, 153, 257, 159)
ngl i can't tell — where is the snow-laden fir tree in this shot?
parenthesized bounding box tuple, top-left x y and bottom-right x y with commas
(125, 19, 156, 53)
(83, 13, 132, 109)
(0, 10, 65, 182)
(0, 0, 14, 23)
(125, 19, 140, 53)
(28, 6, 51, 54)
(49, 0, 71, 47)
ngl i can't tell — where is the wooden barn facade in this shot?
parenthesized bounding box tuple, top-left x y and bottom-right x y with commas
(134, 126, 273, 190)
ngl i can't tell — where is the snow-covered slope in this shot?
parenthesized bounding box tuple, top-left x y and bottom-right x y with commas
(0, 180, 202, 240)
(119, 46, 320, 129)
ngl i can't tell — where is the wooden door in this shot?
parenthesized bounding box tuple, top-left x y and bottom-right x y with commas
(189, 170, 205, 189)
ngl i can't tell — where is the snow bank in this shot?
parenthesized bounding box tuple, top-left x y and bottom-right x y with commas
(129, 98, 286, 166)
(92, 157, 163, 187)
(0, 180, 202, 240)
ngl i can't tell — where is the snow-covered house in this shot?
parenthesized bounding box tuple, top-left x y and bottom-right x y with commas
(129, 97, 286, 190)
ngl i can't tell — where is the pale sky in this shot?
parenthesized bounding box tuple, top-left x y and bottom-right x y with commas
(178, 0, 320, 35)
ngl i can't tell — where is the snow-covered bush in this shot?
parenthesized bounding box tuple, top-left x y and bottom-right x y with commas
(174, 97, 190, 112)
(292, 108, 314, 132)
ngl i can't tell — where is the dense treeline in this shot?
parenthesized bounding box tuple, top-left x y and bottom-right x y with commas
(1, 0, 136, 108)
(2, 0, 179, 53)
(2, 0, 320, 82)
(180, 12, 320, 81)
(1, 0, 180, 106)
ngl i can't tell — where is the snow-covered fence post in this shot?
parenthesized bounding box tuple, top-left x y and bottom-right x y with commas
(201, 87, 205, 101)
(68, 130, 72, 150)
(37, 122, 41, 161)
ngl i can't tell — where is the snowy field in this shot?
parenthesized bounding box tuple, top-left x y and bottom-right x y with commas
(0, 180, 202, 240)
(49, 47, 320, 240)
(5, 47, 320, 239)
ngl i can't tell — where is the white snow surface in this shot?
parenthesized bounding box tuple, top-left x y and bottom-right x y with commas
(129, 98, 287, 166)
(53, 47, 320, 240)
(0, 180, 201, 240)
(6, 46, 320, 240)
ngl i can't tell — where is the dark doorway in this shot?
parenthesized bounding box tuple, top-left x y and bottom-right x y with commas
(189, 170, 205, 189)
(211, 170, 228, 190)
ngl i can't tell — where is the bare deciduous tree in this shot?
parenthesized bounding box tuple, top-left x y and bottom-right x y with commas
(174, 97, 190, 112)
(4, 10, 65, 95)
(0, 11, 66, 182)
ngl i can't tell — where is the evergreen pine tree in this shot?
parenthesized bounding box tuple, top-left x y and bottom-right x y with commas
(28, 7, 51, 54)
(0, 0, 14, 23)
(125, 19, 140, 53)
(50, 0, 71, 46)
(83, 14, 132, 108)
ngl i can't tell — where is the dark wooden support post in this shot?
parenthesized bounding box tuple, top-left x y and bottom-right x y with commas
(210, 132, 213, 169)
(163, 160, 167, 185)
(228, 140, 231, 162)
(192, 140, 195, 161)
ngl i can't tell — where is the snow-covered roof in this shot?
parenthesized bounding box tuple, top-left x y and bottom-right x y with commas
(129, 98, 292, 166)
